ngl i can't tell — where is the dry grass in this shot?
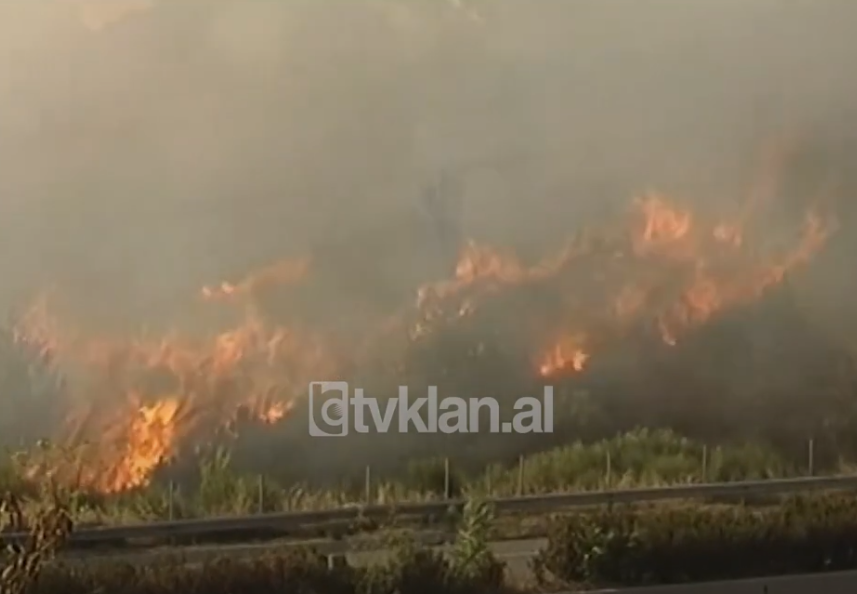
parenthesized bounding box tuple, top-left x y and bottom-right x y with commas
(0, 490, 72, 594)
(0, 428, 820, 530)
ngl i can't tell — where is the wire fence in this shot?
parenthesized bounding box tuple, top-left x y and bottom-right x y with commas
(153, 438, 828, 520)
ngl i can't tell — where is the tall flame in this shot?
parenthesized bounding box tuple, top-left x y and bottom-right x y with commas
(9, 150, 837, 492)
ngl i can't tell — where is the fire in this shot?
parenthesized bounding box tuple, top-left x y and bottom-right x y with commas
(539, 335, 590, 376)
(200, 258, 311, 303)
(12, 271, 337, 492)
(537, 196, 833, 371)
(101, 397, 182, 491)
(402, 170, 833, 378)
(633, 193, 693, 250)
(713, 223, 743, 247)
(8, 149, 837, 492)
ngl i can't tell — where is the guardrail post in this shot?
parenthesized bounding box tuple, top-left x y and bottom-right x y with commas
(365, 465, 372, 504)
(258, 474, 265, 513)
(328, 553, 347, 569)
(701, 445, 708, 481)
(517, 455, 524, 496)
(444, 458, 451, 499)
(808, 438, 814, 476)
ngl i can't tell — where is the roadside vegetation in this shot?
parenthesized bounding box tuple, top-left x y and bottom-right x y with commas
(0, 428, 813, 526)
(5, 487, 857, 593)
(533, 493, 857, 588)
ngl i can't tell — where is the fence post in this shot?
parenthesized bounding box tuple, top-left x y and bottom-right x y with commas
(701, 445, 708, 482)
(444, 458, 451, 499)
(365, 465, 372, 504)
(605, 451, 612, 487)
(808, 438, 814, 476)
(257, 474, 265, 514)
(168, 480, 175, 521)
(517, 455, 525, 496)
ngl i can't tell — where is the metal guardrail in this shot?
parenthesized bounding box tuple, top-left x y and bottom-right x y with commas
(6, 475, 857, 546)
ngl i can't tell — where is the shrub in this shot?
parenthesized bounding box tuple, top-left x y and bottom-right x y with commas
(488, 428, 794, 494)
(533, 494, 857, 587)
(35, 549, 358, 594)
(30, 536, 509, 594)
(2, 490, 511, 594)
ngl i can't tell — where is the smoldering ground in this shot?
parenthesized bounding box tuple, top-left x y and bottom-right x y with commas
(1, 0, 857, 487)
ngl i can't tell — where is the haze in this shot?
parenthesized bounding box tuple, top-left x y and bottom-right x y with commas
(0, 0, 855, 331)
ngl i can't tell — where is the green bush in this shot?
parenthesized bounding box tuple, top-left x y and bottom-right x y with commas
(34, 549, 357, 594)
(4, 489, 511, 594)
(23, 537, 513, 594)
(533, 494, 857, 587)
(483, 428, 794, 495)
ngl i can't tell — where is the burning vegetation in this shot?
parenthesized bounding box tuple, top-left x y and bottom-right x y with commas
(2, 141, 840, 494)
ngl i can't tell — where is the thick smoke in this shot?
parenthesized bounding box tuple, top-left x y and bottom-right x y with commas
(0, 1, 854, 322)
(1, 1, 856, 483)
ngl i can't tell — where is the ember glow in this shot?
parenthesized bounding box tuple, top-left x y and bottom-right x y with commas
(9, 159, 836, 493)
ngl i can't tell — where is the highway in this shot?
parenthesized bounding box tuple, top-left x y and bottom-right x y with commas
(58, 536, 857, 592)
(61, 534, 542, 580)
(585, 571, 857, 593)
(36, 470, 857, 592)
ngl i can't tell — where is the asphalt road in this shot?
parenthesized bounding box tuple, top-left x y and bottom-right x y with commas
(61, 535, 543, 581)
(59, 537, 857, 592)
(585, 570, 857, 593)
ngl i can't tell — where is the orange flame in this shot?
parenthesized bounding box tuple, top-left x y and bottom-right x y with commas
(10, 146, 837, 492)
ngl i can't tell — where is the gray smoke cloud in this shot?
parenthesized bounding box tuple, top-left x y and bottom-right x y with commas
(0, 0, 855, 330)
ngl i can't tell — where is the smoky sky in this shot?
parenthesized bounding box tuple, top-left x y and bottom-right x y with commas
(0, 0, 855, 330)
